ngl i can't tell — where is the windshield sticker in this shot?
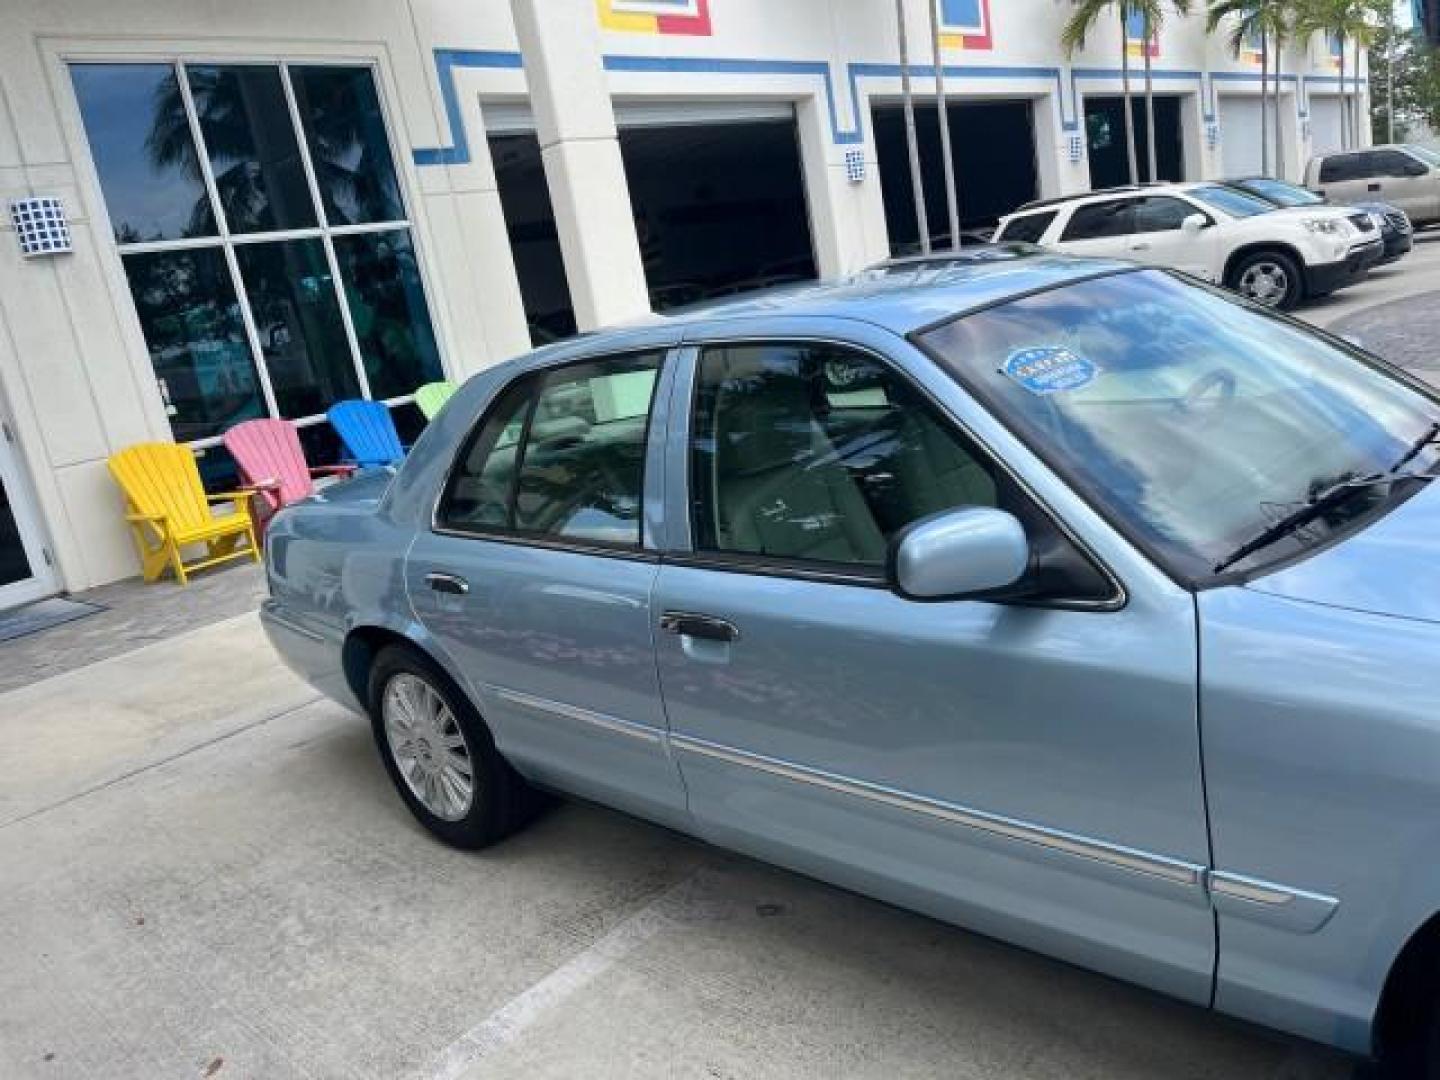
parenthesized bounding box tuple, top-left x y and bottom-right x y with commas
(1002, 346, 1100, 395)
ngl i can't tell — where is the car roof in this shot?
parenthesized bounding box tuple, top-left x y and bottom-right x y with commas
(1226, 175, 1299, 185)
(637, 246, 1133, 337)
(1010, 182, 1218, 216)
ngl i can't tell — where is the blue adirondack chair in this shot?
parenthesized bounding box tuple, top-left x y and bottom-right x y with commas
(326, 400, 406, 469)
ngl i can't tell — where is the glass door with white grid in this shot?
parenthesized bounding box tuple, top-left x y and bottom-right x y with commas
(69, 61, 444, 486)
(0, 418, 57, 611)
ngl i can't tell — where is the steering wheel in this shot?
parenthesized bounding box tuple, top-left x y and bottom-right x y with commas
(1178, 368, 1237, 423)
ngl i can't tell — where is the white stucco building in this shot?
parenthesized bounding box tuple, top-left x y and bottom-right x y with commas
(0, 0, 1369, 606)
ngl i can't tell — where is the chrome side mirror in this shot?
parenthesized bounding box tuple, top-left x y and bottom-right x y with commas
(889, 507, 1030, 601)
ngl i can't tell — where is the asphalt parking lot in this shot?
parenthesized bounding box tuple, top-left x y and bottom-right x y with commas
(10, 240, 1440, 1080)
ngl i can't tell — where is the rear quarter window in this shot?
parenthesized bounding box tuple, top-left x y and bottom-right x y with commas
(1319, 154, 1362, 183)
(997, 210, 1057, 244)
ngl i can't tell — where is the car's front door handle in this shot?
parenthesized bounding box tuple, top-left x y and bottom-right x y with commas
(659, 611, 739, 642)
(1369, 182, 1382, 192)
(1130, 242, 1152, 251)
(425, 571, 469, 596)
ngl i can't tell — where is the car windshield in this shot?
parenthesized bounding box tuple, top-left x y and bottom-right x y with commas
(916, 270, 1440, 583)
(1186, 184, 1275, 218)
(1236, 178, 1322, 207)
(1407, 144, 1440, 166)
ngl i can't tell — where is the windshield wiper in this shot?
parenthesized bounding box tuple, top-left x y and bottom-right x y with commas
(1390, 420, 1440, 474)
(1213, 469, 1436, 574)
(1213, 420, 1440, 574)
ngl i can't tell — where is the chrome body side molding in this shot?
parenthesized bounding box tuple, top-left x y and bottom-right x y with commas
(1206, 871, 1340, 934)
(669, 732, 1206, 891)
(487, 685, 664, 744)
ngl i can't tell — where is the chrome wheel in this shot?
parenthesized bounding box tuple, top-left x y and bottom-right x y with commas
(382, 673, 475, 822)
(1237, 260, 1291, 308)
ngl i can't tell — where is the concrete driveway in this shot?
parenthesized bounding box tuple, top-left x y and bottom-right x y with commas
(17, 237, 1440, 1078)
(0, 619, 1356, 1079)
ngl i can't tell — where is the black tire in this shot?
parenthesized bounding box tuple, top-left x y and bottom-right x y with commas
(1377, 980, 1440, 1079)
(366, 643, 536, 849)
(1227, 249, 1305, 311)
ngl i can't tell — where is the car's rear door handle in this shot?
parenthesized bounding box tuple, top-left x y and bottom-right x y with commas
(425, 571, 469, 595)
(1368, 182, 1382, 192)
(1130, 242, 1152, 251)
(659, 611, 739, 642)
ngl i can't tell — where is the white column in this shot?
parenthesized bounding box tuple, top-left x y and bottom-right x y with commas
(1179, 91, 1208, 180)
(1277, 91, 1304, 181)
(795, 96, 890, 276)
(509, 0, 650, 330)
(1033, 86, 1088, 199)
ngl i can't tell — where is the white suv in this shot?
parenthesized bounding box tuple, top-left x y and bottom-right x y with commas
(993, 182, 1383, 309)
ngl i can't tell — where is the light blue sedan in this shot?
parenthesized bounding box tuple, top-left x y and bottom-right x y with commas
(262, 248, 1440, 1074)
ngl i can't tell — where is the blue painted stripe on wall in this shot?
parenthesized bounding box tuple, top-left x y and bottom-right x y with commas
(410, 47, 1357, 165)
(413, 49, 523, 167)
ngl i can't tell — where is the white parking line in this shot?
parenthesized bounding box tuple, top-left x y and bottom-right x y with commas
(422, 874, 700, 1080)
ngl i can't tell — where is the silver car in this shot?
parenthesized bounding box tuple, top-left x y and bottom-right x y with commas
(263, 251, 1440, 1075)
(1305, 143, 1440, 228)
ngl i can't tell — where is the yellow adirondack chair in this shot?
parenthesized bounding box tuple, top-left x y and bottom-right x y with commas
(107, 443, 261, 585)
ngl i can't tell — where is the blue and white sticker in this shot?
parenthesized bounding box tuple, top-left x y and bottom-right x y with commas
(1002, 346, 1100, 395)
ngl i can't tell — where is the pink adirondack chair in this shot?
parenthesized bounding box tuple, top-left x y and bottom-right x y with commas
(222, 419, 355, 538)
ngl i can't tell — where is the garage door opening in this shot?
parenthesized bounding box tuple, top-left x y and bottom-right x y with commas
(490, 109, 817, 344)
(1085, 95, 1183, 188)
(1219, 97, 1267, 177)
(1309, 97, 1345, 156)
(873, 100, 1037, 254)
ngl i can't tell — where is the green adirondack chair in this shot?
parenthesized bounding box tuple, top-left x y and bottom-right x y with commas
(414, 381, 458, 421)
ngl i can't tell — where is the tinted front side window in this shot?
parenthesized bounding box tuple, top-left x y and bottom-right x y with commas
(440, 353, 662, 547)
(1061, 200, 1135, 241)
(1132, 196, 1196, 233)
(690, 342, 1000, 568)
(1367, 150, 1422, 177)
(999, 211, 1057, 244)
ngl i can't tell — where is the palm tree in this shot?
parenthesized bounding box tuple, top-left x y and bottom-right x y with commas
(1208, 0, 1292, 174)
(1063, 0, 1140, 185)
(1133, 1, 1194, 182)
(1297, 0, 1386, 149)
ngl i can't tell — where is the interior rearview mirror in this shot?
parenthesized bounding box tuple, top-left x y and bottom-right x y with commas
(1181, 213, 1208, 235)
(890, 507, 1030, 601)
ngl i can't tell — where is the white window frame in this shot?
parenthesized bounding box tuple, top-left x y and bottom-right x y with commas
(64, 56, 445, 459)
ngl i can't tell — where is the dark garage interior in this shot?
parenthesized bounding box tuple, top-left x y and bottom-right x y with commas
(491, 116, 817, 344)
(1084, 95, 1184, 189)
(873, 99, 1037, 255)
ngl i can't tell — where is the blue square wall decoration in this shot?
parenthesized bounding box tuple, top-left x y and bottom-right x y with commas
(10, 196, 73, 257)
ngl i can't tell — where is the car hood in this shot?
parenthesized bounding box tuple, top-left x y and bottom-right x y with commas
(1264, 204, 1356, 222)
(1244, 481, 1440, 625)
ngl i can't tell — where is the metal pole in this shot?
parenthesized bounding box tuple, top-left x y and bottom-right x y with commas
(1388, 2, 1397, 143)
(928, 0, 960, 250)
(896, 0, 930, 254)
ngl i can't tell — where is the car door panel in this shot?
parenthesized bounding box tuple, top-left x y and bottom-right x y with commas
(406, 350, 689, 828)
(653, 333, 1216, 1005)
(1053, 197, 1137, 259)
(1125, 196, 1218, 280)
(408, 537, 688, 824)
